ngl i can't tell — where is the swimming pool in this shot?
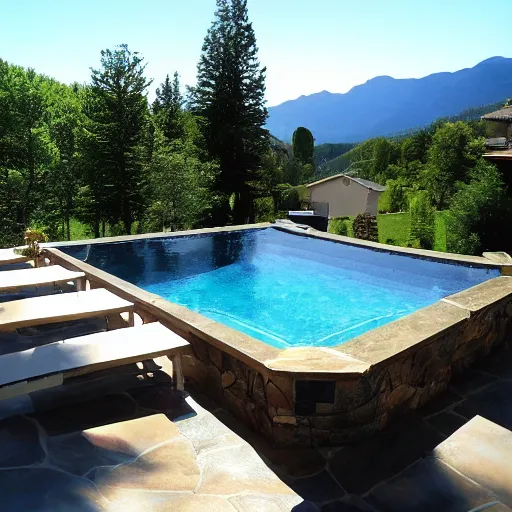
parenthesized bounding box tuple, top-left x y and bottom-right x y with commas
(60, 227, 499, 349)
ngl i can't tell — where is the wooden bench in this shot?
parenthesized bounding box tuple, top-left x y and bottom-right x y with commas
(0, 248, 29, 267)
(0, 322, 190, 400)
(0, 288, 134, 332)
(0, 265, 86, 293)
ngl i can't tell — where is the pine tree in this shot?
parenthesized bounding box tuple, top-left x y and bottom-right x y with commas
(153, 72, 184, 142)
(83, 45, 151, 235)
(190, 0, 268, 225)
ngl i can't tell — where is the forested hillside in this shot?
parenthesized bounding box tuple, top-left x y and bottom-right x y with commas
(321, 115, 512, 255)
(318, 99, 509, 175)
(314, 143, 355, 167)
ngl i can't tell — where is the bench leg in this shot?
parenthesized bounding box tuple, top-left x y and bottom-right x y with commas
(171, 355, 184, 391)
(76, 277, 86, 291)
(127, 311, 135, 327)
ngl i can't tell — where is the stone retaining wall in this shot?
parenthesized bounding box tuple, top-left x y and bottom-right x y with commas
(43, 239, 512, 448)
(183, 278, 512, 447)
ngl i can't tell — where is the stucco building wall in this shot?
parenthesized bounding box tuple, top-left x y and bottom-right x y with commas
(308, 177, 371, 217)
(365, 189, 381, 216)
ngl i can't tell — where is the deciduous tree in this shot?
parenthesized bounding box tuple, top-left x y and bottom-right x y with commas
(146, 127, 217, 231)
(424, 122, 483, 208)
(446, 160, 512, 255)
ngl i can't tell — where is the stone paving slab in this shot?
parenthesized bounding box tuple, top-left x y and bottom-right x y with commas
(425, 411, 468, 437)
(0, 385, 309, 511)
(435, 415, 512, 508)
(454, 380, 512, 429)
(472, 344, 512, 378)
(366, 457, 499, 512)
(229, 494, 316, 512)
(104, 490, 237, 512)
(212, 408, 327, 479)
(34, 392, 140, 435)
(94, 438, 201, 491)
(0, 467, 108, 512)
(0, 416, 44, 467)
(450, 369, 498, 397)
(286, 470, 345, 503)
(483, 504, 512, 512)
(320, 496, 381, 511)
(194, 436, 298, 496)
(328, 416, 444, 494)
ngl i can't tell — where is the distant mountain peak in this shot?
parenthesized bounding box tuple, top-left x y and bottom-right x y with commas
(267, 57, 512, 143)
(476, 56, 505, 65)
(367, 75, 394, 82)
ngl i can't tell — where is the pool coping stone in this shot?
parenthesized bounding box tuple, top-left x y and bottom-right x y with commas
(41, 223, 512, 446)
(42, 223, 512, 379)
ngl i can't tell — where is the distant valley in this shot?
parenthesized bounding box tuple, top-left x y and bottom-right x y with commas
(267, 57, 512, 144)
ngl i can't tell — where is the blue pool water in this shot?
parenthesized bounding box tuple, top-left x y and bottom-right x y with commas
(60, 228, 499, 349)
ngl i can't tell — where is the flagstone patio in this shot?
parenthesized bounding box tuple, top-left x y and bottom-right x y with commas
(0, 378, 310, 512)
(2, 329, 512, 510)
(0, 340, 510, 511)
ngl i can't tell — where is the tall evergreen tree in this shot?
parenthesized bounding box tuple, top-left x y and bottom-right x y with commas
(190, 0, 268, 225)
(83, 45, 151, 235)
(153, 71, 184, 142)
(292, 126, 315, 166)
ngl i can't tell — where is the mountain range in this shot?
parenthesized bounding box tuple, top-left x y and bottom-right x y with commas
(266, 57, 512, 144)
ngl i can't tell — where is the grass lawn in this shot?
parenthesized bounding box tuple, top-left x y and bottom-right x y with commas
(377, 211, 448, 251)
(63, 218, 144, 242)
(69, 218, 94, 241)
(377, 213, 410, 246)
(69, 212, 449, 252)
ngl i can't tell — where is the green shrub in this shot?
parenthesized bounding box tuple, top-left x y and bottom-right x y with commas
(329, 217, 349, 236)
(254, 197, 275, 222)
(446, 160, 512, 255)
(387, 179, 409, 213)
(408, 238, 422, 249)
(409, 191, 435, 249)
(278, 185, 310, 211)
(110, 222, 126, 237)
(378, 189, 391, 213)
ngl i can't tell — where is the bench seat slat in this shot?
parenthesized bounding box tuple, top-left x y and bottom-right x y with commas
(0, 322, 190, 389)
(0, 248, 29, 266)
(0, 265, 85, 292)
(0, 288, 134, 332)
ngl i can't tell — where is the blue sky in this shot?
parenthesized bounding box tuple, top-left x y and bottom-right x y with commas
(1, 0, 510, 106)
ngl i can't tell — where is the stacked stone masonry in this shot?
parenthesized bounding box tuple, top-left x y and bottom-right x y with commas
(183, 278, 512, 446)
(43, 227, 512, 448)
